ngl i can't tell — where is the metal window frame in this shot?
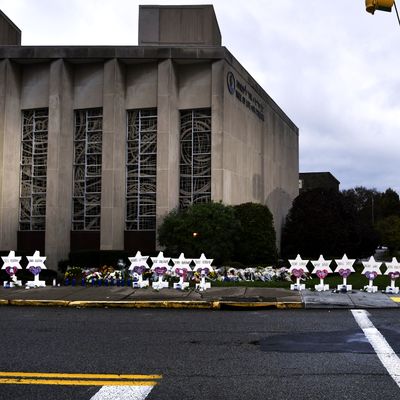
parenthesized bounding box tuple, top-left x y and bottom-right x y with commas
(72, 108, 102, 231)
(126, 108, 157, 231)
(179, 108, 211, 209)
(19, 109, 48, 231)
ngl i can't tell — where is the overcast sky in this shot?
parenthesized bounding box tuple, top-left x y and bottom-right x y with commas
(1, 0, 399, 193)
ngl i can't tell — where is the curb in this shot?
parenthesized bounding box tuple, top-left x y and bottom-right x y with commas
(219, 301, 277, 310)
(8, 300, 70, 307)
(218, 301, 303, 309)
(67, 300, 220, 309)
(276, 301, 304, 309)
(0, 299, 304, 310)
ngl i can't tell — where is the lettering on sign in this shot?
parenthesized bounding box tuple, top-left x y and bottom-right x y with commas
(226, 71, 265, 121)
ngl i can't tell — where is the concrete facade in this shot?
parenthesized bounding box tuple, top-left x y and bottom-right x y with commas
(139, 5, 221, 46)
(0, 10, 21, 45)
(0, 6, 298, 268)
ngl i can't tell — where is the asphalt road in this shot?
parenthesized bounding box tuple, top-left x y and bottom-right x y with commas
(0, 307, 399, 400)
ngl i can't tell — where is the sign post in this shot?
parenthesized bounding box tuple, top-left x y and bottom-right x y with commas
(26, 251, 47, 287)
(334, 254, 356, 292)
(1, 251, 22, 287)
(128, 251, 150, 288)
(193, 253, 213, 291)
(361, 256, 382, 293)
(384, 257, 400, 294)
(171, 253, 192, 290)
(150, 252, 170, 290)
(288, 254, 309, 291)
(311, 255, 332, 291)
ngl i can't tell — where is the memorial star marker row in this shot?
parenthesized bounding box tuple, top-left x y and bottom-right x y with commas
(289, 254, 400, 293)
(1, 250, 47, 288)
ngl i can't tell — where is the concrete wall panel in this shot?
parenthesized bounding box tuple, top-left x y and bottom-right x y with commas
(222, 64, 265, 206)
(0, 61, 21, 250)
(222, 63, 298, 246)
(0, 60, 5, 245)
(211, 60, 224, 201)
(139, 5, 221, 46)
(178, 62, 211, 109)
(126, 62, 157, 110)
(73, 63, 103, 109)
(156, 59, 179, 224)
(45, 59, 74, 267)
(21, 63, 49, 110)
(101, 59, 125, 250)
(263, 109, 299, 247)
(0, 10, 21, 45)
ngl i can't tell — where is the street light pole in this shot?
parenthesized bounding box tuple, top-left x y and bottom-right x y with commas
(371, 196, 375, 225)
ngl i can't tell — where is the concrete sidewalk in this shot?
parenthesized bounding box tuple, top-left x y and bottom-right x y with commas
(1, 286, 400, 309)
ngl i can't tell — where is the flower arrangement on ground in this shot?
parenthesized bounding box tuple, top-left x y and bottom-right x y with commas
(63, 264, 292, 286)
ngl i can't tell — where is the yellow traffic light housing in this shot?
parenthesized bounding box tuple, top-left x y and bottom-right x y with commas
(365, 0, 394, 14)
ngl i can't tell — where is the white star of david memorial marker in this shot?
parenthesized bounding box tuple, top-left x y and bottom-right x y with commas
(311, 255, 332, 291)
(384, 257, 400, 294)
(334, 254, 356, 291)
(128, 251, 150, 288)
(150, 252, 171, 290)
(288, 254, 309, 291)
(171, 253, 192, 290)
(26, 250, 47, 288)
(1, 250, 22, 287)
(193, 253, 213, 291)
(361, 256, 382, 293)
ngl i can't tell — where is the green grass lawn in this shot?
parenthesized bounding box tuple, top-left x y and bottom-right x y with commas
(211, 265, 394, 290)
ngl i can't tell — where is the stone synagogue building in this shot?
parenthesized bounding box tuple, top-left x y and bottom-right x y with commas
(0, 5, 299, 267)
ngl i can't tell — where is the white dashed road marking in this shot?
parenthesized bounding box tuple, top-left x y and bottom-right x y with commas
(351, 309, 400, 388)
(90, 385, 154, 400)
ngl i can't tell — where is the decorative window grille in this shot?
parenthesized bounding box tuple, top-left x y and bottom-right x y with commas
(126, 109, 157, 231)
(72, 108, 102, 230)
(19, 109, 48, 231)
(179, 109, 211, 209)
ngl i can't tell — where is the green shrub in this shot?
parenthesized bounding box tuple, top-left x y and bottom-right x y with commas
(68, 250, 131, 269)
(234, 202, 278, 265)
(158, 201, 240, 264)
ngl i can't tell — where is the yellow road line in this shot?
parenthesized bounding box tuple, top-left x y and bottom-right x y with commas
(0, 378, 158, 386)
(0, 372, 162, 380)
(390, 296, 400, 303)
